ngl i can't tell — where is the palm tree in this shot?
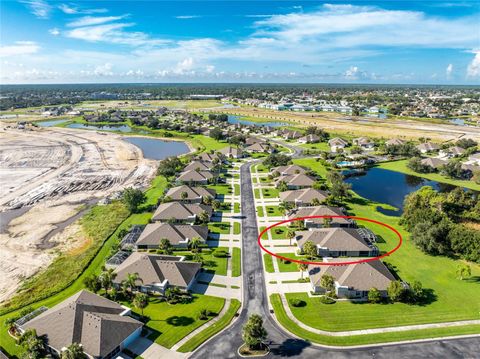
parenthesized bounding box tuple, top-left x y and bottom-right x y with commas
(99, 267, 117, 294)
(123, 272, 142, 295)
(189, 237, 202, 253)
(212, 199, 221, 212)
(297, 263, 308, 280)
(159, 238, 173, 255)
(181, 191, 188, 200)
(133, 293, 148, 317)
(287, 229, 296, 246)
(61, 343, 86, 359)
(4, 318, 15, 335)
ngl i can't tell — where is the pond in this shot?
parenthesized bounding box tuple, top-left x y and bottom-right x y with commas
(123, 136, 189, 160)
(345, 167, 460, 216)
(66, 123, 133, 132)
(37, 119, 69, 127)
(227, 115, 290, 128)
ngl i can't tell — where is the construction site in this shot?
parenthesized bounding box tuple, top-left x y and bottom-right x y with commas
(0, 124, 157, 302)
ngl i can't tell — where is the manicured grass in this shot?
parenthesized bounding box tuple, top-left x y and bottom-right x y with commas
(260, 226, 291, 240)
(233, 222, 241, 235)
(292, 157, 329, 178)
(178, 248, 229, 276)
(142, 176, 168, 209)
(275, 253, 307, 272)
(265, 205, 283, 217)
(232, 248, 242, 277)
(208, 184, 233, 196)
(219, 203, 231, 212)
(254, 188, 261, 199)
(234, 184, 240, 196)
(263, 254, 275, 273)
(262, 187, 279, 198)
(208, 222, 231, 235)
(177, 299, 241, 353)
(190, 135, 229, 151)
(255, 164, 268, 173)
(133, 294, 225, 349)
(234, 202, 241, 213)
(256, 206, 265, 217)
(298, 142, 330, 151)
(270, 294, 480, 346)
(259, 176, 271, 183)
(377, 160, 480, 191)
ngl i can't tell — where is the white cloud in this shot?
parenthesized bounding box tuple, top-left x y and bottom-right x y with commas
(67, 15, 127, 28)
(467, 51, 480, 78)
(93, 63, 113, 76)
(344, 66, 369, 80)
(21, 0, 51, 19)
(175, 15, 201, 19)
(0, 41, 40, 57)
(58, 4, 108, 15)
(49, 28, 60, 36)
(446, 63, 453, 79)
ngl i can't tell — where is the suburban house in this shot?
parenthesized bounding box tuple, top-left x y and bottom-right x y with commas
(420, 157, 447, 170)
(298, 134, 320, 144)
(328, 137, 349, 152)
(18, 290, 143, 359)
(112, 253, 201, 295)
(219, 146, 244, 159)
(276, 173, 316, 189)
(135, 223, 208, 249)
(385, 138, 405, 147)
(152, 202, 212, 223)
(245, 142, 271, 153)
(164, 185, 216, 203)
(289, 206, 355, 228)
(282, 129, 302, 140)
(416, 142, 440, 153)
(439, 146, 465, 158)
(245, 137, 266, 145)
(279, 188, 328, 207)
(295, 227, 378, 257)
(308, 258, 396, 299)
(353, 137, 374, 150)
(271, 164, 306, 176)
(197, 152, 223, 163)
(466, 153, 480, 166)
(176, 170, 213, 185)
(183, 160, 214, 172)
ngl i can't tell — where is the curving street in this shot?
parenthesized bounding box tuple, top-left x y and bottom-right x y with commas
(190, 158, 480, 359)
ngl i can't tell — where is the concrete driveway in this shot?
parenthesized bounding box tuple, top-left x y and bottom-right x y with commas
(126, 337, 186, 359)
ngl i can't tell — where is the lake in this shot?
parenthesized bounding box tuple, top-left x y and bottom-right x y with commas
(66, 123, 133, 132)
(227, 115, 290, 127)
(123, 137, 189, 160)
(345, 167, 459, 216)
(37, 119, 69, 127)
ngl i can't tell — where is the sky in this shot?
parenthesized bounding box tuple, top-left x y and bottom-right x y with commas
(0, 0, 479, 84)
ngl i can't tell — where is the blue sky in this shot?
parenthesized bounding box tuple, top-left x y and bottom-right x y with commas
(1, 1, 479, 84)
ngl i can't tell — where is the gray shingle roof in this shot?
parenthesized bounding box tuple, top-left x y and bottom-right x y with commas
(279, 188, 328, 203)
(276, 174, 316, 187)
(136, 223, 208, 246)
(177, 170, 213, 182)
(290, 206, 351, 225)
(152, 202, 212, 221)
(165, 185, 215, 201)
(296, 228, 372, 251)
(22, 290, 142, 358)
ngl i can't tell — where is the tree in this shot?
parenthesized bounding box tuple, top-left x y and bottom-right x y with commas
(387, 280, 404, 302)
(4, 317, 16, 334)
(303, 240, 317, 259)
(157, 157, 184, 177)
(123, 272, 142, 295)
(181, 191, 188, 200)
(212, 199, 221, 211)
(456, 264, 471, 280)
(189, 237, 202, 253)
(198, 211, 210, 224)
(320, 274, 335, 293)
(311, 197, 321, 206)
(411, 219, 451, 255)
(159, 238, 173, 255)
(327, 170, 351, 202)
(297, 263, 308, 280)
(276, 180, 288, 192)
(410, 280, 424, 301)
(287, 229, 296, 246)
(368, 288, 382, 303)
(209, 127, 224, 141)
(83, 275, 101, 293)
(99, 267, 117, 294)
(242, 314, 267, 350)
(323, 217, 332, 228)
(133, 292, 148, 317)
(19, 329, 44, 359)
(61, 343, 86, 359)
(121, 187, 146, 213)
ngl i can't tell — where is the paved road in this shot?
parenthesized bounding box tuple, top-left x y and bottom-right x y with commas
(190, 160, 480, 359)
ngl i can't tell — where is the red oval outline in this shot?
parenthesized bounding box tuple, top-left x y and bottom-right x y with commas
(257, 215, 402, 266)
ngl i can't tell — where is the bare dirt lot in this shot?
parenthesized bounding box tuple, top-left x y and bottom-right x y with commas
(0, 125, 156, 302)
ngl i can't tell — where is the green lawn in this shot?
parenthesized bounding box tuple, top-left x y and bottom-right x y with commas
(262, 188, 279, 198)
(233, 222, 241, 235)
(177, 299, 241, 353)
(232, 248, 242, 277)
(265, 206, 283, 217)
(292, 157, 328, 177)
(275, 253, 307, 272)
(255, 164, 268, 173)
(270, 294, 480, 346)
(208, 222, 231, 235)
(377, 160, 480, 191)
(256, 206, 265, 217)
(178, 248, 229, 276)
(234, 184, 240, 196)
(208, 184, 233, 196)
(134, 294, 225, 349)
(298, 142, 330, 151)
(263, 254, 275, 273)
(254, 188, 261, 199)
(234, 202, 241, 213)
(260, 225, 291, 240)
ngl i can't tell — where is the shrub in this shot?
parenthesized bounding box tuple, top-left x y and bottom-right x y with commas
(213, 249, 228, 258)
(289, 298, 306, 307)
(319, 296, 336, 304)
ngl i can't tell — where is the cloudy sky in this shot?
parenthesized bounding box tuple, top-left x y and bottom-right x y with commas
(1, 0, 479, 84)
